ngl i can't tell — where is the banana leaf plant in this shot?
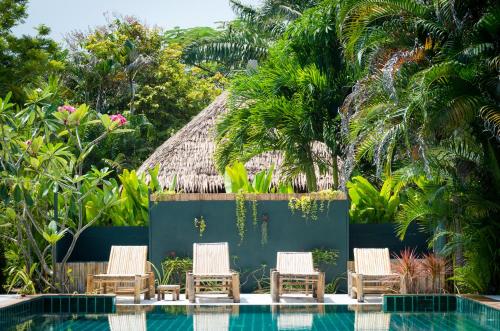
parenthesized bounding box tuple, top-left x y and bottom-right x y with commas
(347, 176, 400, 224)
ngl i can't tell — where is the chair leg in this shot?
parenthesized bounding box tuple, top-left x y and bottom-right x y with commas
(271, 271, 280, 303)
(134, 275, 141, 304)
(317, 272, 325, 303)
(149, 272, 155, 299)
(86, 274, 94, 294)
(356, 274, 364, 302)
(232, 273, 240, 303)
(144, 277, 151, 300)
(187, 273, 195, 303)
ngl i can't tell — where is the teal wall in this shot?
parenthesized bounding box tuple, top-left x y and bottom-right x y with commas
(149, 199, 349, 292)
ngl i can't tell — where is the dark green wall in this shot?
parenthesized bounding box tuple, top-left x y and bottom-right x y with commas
(56, 227, 149, 262)
(149, 199, 349, 292)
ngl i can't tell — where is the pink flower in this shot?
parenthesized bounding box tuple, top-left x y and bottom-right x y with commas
(110, 114, 127, 126)
(26, 139, 32, 145)
(58, 105, 76, 113)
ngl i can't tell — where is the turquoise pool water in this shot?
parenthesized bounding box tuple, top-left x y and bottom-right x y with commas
(2, 304, 498, 330)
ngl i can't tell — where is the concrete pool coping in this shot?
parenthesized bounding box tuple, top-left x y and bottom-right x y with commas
(1, 293, 498, 311)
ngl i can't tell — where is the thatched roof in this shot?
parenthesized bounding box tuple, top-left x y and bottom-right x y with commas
(138, 92, 340, 193)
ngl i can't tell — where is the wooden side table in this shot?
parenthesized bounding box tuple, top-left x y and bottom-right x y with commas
(157, 284, 181, 301)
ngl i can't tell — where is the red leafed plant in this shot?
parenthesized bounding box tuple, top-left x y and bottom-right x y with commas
(394, 248, 421, 293)
(421, 253, 448, 293)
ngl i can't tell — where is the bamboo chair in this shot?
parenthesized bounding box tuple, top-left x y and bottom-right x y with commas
(186, 242, 240, 303)
(349, 248, 401, 302)
(271, 252, 325, 303)
(354, 312, 391, 331)
(86, 246, 154, 304)
(108, 313, 147, 331)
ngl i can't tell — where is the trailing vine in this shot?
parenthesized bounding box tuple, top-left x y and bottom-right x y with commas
(236, 192, 246, 242)
(288, 190, 344, 220)
(251, 195, 258, 227)
(193, 216, 206, 237)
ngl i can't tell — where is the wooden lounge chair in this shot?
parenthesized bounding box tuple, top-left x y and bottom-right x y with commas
(349, 248, 401, 302)
(86, 246, 154, 304)
(271, 252, 325, 303)
(186, 242, 240, 303)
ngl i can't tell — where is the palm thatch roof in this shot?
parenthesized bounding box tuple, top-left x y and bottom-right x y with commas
(138, 92, 340, 193)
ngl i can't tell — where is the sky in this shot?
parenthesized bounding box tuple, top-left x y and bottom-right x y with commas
(13, 0, 261, 42)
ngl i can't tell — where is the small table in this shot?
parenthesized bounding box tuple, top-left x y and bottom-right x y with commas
(157, 285, 180, 301)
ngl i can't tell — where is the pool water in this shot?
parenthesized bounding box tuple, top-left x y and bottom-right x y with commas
(3, 305, 498, 331)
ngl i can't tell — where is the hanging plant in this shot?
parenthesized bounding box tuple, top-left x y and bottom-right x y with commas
(193, 216, 206, 237)
(288, 196, 319, 220)
(251, 195, 258, 227)
(236, 192, 246, 242)
(288, 190, 344, 220)
(224, 162, 274, 242)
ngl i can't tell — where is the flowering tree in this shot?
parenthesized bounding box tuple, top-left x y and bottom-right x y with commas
(0, 85, 132, 292)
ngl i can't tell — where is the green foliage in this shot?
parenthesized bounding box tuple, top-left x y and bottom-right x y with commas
(0, 85, 135, 292)
(64, 17, 222, 170)
(183, 0, 318, 73)
(312, 248, 339, 268)
(152, 256, 192, 290)
(215, 3, 347, 190)
(347, 176, 400, 224)
(311, 247, 341, 293)
(224, 161, 275, 243)
(193, 216, 206, 237)
(338, 0, 500, 293)
(288, 190, 343, 220)
(0, 1, 65, 104)
(86, 166, 161, 226)
(224, 161, 274, 194)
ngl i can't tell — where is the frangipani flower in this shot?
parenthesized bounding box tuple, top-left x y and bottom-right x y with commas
(110, 114, 127, 126)
(57, 105, 76, 113)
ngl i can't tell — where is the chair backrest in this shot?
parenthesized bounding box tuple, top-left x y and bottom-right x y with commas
(354, 248, 391, 275)
(106, 246, 148, 275)
(193, 242, 230, 275)
(276, 252, 315, 275)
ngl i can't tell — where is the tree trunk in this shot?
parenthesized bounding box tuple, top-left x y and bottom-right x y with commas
(331, 154, 339, 189)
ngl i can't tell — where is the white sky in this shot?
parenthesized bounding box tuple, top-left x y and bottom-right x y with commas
(13, 0, 262, 42)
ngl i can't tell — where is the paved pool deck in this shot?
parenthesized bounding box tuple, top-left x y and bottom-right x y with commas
(115, 293, 383, 306)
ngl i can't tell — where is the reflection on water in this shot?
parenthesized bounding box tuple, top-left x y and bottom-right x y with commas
(2, 304, 495, 330)
(106, 306, 390, 331)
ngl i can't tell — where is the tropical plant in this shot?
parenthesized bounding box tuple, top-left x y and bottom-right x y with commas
(421, 252, 448, 293)
(224, 161, 274, 242)
(394, 248, 421, 294)
(64, 17, 222, 170)
(184, 0, 319, 73)
(215, 1, 347, 191)
(152, 256, 192, 290)
(0, 85, 133, 292)
(347, 176, 400, 224)
(338, 0, 500, 293)
(85, 166, 162, 226)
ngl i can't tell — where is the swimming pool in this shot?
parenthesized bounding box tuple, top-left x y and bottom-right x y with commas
(1, 299, 498, 331)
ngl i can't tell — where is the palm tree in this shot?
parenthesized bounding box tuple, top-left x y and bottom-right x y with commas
(215, 1, 346, 191)
(337, 0, 500, 292)
(183, 0, 319, 73)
